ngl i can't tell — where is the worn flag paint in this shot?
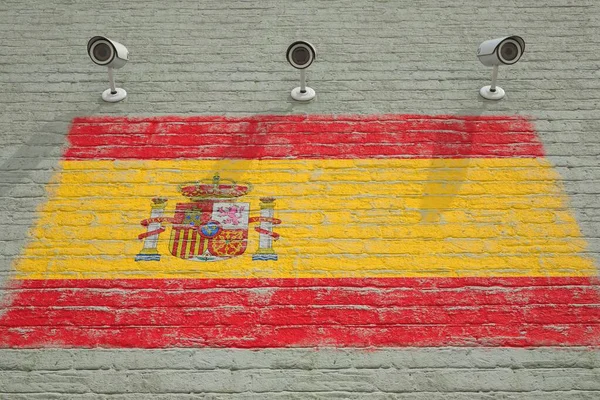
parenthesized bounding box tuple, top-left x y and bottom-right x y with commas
(0, 114, 598, 348)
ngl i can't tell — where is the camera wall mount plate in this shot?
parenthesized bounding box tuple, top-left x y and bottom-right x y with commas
(102, 88, 127, 103)
(479, 85, 505, 100)
(291, 86, 316, 102)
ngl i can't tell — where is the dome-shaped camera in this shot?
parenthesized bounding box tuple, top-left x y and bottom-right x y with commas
(286, 41, 316, 101)
(477, 35, 525, 100)
(88, 36, 129, 102)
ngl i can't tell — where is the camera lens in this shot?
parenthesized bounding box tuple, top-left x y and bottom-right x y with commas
(92, 41, 113, 64)
(292, 47, 310, 66)
(500, 42, 518, 61)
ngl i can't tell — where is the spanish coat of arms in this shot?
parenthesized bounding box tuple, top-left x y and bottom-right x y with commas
(135, 174, 280, 262)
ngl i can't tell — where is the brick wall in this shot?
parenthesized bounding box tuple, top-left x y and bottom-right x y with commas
(0, 0, 599, 398)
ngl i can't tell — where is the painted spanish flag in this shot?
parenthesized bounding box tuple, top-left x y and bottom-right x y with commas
(1, 114, 599, 347)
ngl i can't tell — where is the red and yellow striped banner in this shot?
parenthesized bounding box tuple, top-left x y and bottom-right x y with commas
(0, 114, 598, 347)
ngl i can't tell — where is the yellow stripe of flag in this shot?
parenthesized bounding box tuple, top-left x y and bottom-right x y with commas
(15, 158, 596, 280)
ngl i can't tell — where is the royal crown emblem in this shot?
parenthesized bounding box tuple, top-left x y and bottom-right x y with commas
(135, 174, 280, 262)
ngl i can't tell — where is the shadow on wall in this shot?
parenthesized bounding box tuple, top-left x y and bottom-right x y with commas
(418, 108, 483, 224)
(0, 109, 100, 302)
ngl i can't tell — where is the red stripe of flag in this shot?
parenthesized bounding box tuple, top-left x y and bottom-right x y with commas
(64, 115, 544, 160)
(1, 277, 598, 348)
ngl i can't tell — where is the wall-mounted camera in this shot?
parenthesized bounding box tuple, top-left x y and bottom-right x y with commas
(477, 36, 525, 100)
(286, 41, 316, 101)
(88, 36, 129, 102)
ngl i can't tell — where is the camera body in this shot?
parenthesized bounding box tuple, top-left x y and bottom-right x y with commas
(477, 36, 524, 67)
(88, 36, 129, 69)
(286, 41, 316, 69)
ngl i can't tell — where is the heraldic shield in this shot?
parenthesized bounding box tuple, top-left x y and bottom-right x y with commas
(170, 200, 249, 261)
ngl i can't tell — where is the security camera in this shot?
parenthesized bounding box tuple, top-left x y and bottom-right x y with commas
(477, 36, 525, 100)
(87, 36, 129, 102)
(88, 36, 129, 69)
(287, 41, 316, 69)
(477, 36, 524, 67)
(286, 41, 316, 101)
